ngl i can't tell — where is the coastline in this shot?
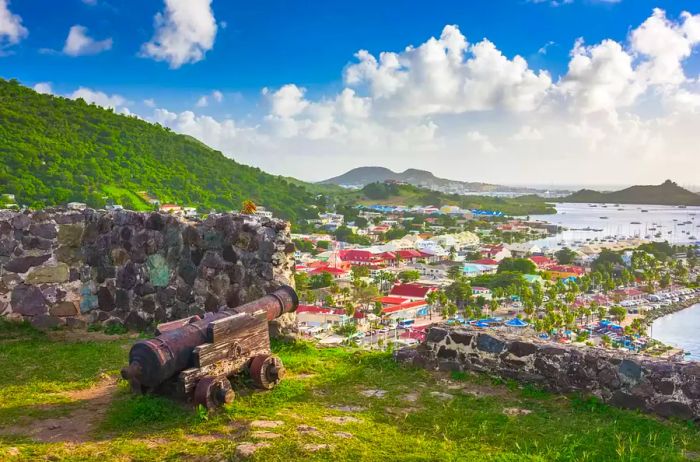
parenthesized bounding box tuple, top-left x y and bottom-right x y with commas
(642, 295, 700, 325)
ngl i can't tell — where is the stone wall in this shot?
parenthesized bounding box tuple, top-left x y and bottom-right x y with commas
(0, 208, 296, 333)
(396, 325, 700, 421)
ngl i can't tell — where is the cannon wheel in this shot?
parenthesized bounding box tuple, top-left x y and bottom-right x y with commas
(194, 376, 235, 410)
(249, 354, 285, 390)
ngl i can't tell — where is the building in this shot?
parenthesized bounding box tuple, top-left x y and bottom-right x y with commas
(507, 243, 542, 258)
(545, 265, 586, 280)
(382, 300, 429, 320)
(160, 204, 183, 214)
(389, 283, 436, 301)
(254, 207, 273, 219)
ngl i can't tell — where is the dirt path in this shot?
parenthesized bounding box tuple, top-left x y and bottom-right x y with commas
(0, 375, 118, 443)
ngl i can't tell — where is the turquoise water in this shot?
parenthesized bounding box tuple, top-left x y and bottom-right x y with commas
(651, 304, 700, 360)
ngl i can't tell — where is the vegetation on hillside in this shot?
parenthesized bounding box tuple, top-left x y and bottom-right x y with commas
(564, 180, 700, 206)
(354, 182, 556, 215)
(0, 79, 320, 222)
(1, 321, 699, 461)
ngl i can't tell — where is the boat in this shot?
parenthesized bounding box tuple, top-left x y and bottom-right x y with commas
(600, 216, 608, 219)
(641, 210, 649, 212)
(630, 221, 641, 224)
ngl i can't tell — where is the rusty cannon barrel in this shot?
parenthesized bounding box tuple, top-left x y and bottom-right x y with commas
(121, 285, 298, 392)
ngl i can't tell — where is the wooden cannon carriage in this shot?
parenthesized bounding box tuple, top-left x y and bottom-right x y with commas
(121, 286, 298, 409)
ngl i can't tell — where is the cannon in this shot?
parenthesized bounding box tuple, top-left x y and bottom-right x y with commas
(121, 285, 298, 409)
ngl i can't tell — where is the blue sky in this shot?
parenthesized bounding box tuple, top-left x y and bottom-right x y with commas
(2, 0, 700, 186)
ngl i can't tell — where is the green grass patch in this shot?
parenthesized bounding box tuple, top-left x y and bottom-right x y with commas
(0, 325, 699, 461)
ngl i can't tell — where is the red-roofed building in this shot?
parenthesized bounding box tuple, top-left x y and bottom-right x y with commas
(480, 244, 511, 261)
(308, 266, 349, 279)
(382, 300, 429, 319)
(378, 296, 412, 306)
(472, 258, 499, 266)
(529, 256, 556, 269)
(389, 283, 436, 300)
(546, 265, 586, 280)
(395, 249, 427, 263)
(339, 249, 385, 268)
(613, 288, 646, 300)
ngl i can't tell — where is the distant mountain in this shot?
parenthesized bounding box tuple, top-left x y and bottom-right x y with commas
(320, 166, 535, 193)
(563, 180, 700, 206)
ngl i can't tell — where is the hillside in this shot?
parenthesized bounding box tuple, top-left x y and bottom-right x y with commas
(564, 180, 700, 206)
(351, 183, 555, 215)
(1, 322, 698, 460)
(321, 166, 537, 193)
(0, 79, 320, 222)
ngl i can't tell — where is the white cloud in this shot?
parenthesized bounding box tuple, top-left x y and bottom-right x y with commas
(344, 25, 552, 116)
(141, 0, 217, 69)
(69, 87, 128, 111)
(63, 25, 112, 56)
(33, 82, 53, 95)
(195, 90, 223, 108)
(0, 0, 27, 50)
(558, 38, 642, 114)
(68, 9, 700, 185)
(195, 95, 208, 107)
(512, 125, 543, 141)
(144, 98, 156, 108)
(630, 8, 700, 86)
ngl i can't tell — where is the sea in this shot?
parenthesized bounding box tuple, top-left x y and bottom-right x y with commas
(528, 203, 700, 250)
(528, 203, 700, 360)
(650, 304, 700, 360)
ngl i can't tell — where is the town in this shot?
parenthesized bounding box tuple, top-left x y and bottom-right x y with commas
(288, 202, 700, 358)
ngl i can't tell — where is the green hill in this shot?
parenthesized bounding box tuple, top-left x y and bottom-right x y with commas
(0, 79, 320, 222)
(353, 183, 555, 215)
(563, 180, 700, 206)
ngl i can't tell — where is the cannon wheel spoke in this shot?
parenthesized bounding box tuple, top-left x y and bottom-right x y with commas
(249, 354, 285, 390)
(194, 376, 235, 410)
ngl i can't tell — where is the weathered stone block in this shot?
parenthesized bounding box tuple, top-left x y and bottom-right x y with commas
(509, 341, 538, 357)
(31, 314, 65, 330)
(58, 224, 84, 247)
(26, 263, 70, 284)
(146, 254, 170, 287)
(11, 284, 48, 316)
(476, 333, 505, 354)
(50, 301, 79, 317)
(29, 223, 57, 239)
(4, 254, 51, 273)
(426, 327, 448, 344)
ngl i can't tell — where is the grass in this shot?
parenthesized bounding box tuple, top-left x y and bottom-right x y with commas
(101, 185, 153, 211)
(0, 321, 699, 461)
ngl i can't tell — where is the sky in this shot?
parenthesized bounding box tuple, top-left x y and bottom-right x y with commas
(1, 0, 700, 188)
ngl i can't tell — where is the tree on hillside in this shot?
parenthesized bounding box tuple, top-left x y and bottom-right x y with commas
(592, 249, 623, 271)
(397, 270, 421, 283)
(555, 247, 577, 265)
(497, 258, 536, 274)
(241, 200, 257, 214)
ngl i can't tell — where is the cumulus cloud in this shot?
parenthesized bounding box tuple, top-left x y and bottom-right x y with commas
(195, 89, 224, 108)
(69, 87, 128, 111)
(33, 82, 53, 94)
(58, 9, 700, 185)
(141, 0, 217, 68)
(344, 25, 552, 116)
(0, 0, 27, 50)
(63, 25, 112, 56)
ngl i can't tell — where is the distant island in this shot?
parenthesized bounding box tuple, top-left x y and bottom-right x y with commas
(320, 166, 544, 194)
(563, 180, 700, 206)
